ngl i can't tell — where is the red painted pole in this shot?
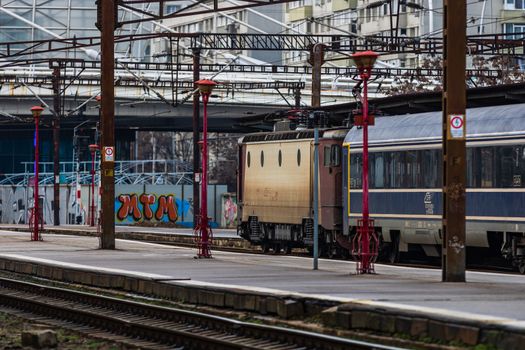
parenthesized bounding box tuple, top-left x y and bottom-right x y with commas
(90, 150, 95, 227)
(194, 79, 216, 258)
(200, 92, 210, 257)
(352, 51, 377, 274)
(361, 70, 370, 273)
(33, 113, 40, 241)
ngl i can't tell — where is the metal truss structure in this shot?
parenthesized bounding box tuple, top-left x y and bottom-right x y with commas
(0, 73, 305, 92)
(0, 59, 507, 81)
(0, 160, 193, 186)
(2, 32, 524, 60)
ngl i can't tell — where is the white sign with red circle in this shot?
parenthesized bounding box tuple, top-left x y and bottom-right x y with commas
(449, 114, 465, 139)
(103, 146, 114, 162)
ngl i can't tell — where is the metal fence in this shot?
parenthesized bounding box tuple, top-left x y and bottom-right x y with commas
(0, 160, 193, 186)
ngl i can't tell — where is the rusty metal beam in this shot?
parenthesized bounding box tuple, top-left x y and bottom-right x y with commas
(442, 0, 466, 282)
(310, 44, 324, 108)
(193, 49, 201, 229)
(52, 67, 61, 226)
(100, 0, 116, 249)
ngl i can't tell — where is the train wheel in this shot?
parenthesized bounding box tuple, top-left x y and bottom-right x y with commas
(261, 242, 270, 254)
(384, 233, 400, 264)
(273, 243, 281, 254)
(519, 261, 525, 274)
(284, 245, 292, 254)
(326, 245, 336, 259)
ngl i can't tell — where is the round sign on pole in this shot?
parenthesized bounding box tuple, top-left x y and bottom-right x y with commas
(103, 146, 114, 162)
(449, 114, 465, 139)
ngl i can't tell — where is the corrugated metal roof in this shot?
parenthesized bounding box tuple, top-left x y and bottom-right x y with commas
(344, 103, 525, 146)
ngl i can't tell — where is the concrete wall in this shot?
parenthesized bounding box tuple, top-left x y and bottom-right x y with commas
(0, 184, 229, 228)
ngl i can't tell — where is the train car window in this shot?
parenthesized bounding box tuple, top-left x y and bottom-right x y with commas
(392, 152, 405, 188)
(480, 147, 494, 188)
(383, 152, 392, 188)
(247, 151, 251, 168)
(435, 149, 443, 188)
(260, 150, 264, 167)
(324, 147, 331, 166)
(297, 149, 301, 167)
(497, 146, 514, 187)
(422, 150, 433, 187)
(467, 148, 480, 188)
(374, 153, 384, 188)
(350, 154, 362, 188)
(331, 145, 341, 166)
(406, 151, 419, 188)
(365, 153, 372, 188)
(278, 150, 282, 167)
(513, 146, 525, 187)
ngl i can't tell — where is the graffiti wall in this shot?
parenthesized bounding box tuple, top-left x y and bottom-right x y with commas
(0, 184, 229, 228)
(114, 184, 227, 227)
(0, 185, 76, 225)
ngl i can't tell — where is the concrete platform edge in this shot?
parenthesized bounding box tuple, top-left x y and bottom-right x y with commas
(0, 254, 523, 348)
(0, 225, 250, 249)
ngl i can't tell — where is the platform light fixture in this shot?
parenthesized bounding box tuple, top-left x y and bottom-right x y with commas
(30, 105, 44, 241)
(194, 79, 217, 258)
(352, 50, 379, 274)
(89, 144, 100, 227)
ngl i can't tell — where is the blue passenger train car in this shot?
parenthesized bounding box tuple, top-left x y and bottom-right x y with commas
(342, 104, 525, 271)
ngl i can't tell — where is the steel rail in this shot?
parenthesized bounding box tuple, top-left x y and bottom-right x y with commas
(0, 277, 402, 350)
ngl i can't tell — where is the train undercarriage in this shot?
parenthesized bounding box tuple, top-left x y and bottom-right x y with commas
(238, 216, 344, 257)
(239, 217, 525, 273)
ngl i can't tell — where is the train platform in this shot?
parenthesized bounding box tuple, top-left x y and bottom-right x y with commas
(0, 223, 245, 249)
(0, 229, 524, 348)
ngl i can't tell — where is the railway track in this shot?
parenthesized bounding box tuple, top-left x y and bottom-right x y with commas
(0, 277, 403, 350)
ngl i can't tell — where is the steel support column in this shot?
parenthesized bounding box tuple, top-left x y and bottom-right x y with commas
(192, 49, 201, 228)
(294, 88, 301, 108)
(52, 67, 61, 226)
(99, 0, 116, 249)
(310, 44, 324, 108)
(442, 0, 466, 282)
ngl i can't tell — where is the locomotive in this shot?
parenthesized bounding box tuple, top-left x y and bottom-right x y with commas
(236, 123, 347, 256)
(237, 103, 525, 272)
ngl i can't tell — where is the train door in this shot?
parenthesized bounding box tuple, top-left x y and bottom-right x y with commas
(318, 140, 343, 230)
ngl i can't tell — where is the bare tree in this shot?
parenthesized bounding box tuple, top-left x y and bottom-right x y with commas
(208, 133, 240, 192)
(382, 55, 525, 96)
(137, 131, 239, 189)
(382, 57, 443, 96)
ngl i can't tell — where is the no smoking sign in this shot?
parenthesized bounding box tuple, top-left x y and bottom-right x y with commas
(449, 114, 465, 139)
(103, 146, 115, 162)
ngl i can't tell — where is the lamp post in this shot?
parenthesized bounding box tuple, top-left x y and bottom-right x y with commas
(89, 144, 100, 227)
(195, 79, 217, 258)
(30, 105, 44, 241)
(352, 50, 378, 274)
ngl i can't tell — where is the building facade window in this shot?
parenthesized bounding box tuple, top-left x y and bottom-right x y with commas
(505, 0, 524, 10)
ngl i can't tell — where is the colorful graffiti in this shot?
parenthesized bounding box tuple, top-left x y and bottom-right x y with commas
(221, 193, 238, 228)
(0, 184, 228, 227)
(116, 193, 178, 222)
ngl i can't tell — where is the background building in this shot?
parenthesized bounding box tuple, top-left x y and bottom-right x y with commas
(0, 0, 155, 60)
(156, 3, 285, 64)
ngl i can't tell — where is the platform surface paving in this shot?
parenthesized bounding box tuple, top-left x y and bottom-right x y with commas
(1, 230, 524, 322)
